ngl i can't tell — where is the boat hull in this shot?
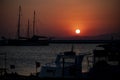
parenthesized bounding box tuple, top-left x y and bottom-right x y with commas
(0, 40, 49, 46)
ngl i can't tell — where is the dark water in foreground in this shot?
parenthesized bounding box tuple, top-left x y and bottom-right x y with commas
(0, 44, 99, 76)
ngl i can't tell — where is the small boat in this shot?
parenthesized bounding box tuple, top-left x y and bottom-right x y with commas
(39, 46, 85, 78)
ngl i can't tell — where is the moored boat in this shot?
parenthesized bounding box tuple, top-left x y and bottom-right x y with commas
(39, 48, 85, 78)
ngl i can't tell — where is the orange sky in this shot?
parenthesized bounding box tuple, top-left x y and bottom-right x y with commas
(0, 0, 120, 38)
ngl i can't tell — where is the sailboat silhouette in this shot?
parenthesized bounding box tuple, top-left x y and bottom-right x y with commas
(0, 6, 49, 46)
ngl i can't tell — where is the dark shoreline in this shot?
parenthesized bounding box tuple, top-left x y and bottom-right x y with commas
(50, 40, 120, 44)
(0, 40, 119, 46)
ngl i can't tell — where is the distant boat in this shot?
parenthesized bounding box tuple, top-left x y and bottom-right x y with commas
(0, 35, 49, 46)
(0, 6, 50, 46)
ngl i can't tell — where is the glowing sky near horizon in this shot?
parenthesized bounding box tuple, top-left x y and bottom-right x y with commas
(0, 0, 120, 38)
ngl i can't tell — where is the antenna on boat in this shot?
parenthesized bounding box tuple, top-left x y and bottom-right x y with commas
(17, 5, 21, 39)
(71, 44, 74, 52)
(33, 10, 35, 36)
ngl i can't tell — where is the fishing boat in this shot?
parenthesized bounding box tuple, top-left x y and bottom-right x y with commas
(39, 46, 85, 78)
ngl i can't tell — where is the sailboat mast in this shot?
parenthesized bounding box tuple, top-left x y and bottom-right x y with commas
(33, 10, 35, 36)
(27, 19, 30, 38)
(17, 5, 21, 39)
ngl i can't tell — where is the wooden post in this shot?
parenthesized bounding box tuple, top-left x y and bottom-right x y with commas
(36, 64, 37, 76)
(5, 53, 7, 74)
(35, 61, 40, 76)
(62, 57, 64, 78)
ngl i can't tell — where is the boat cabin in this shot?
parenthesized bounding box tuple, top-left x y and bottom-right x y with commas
(39, 51, 85, 78)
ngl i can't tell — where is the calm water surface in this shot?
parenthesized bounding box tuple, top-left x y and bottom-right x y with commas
(0, 43, 99, 75)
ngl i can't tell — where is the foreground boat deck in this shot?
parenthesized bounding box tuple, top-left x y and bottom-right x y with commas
(0, 73, 119, 80)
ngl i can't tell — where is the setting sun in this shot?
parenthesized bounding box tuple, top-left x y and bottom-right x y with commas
(75, 29, 80, 34)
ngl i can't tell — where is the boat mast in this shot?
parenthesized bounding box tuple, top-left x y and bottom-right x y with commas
(71, 44, 74, 52)
(33, 10, 35, 36)
(17, 5, 21, 39)
(27, 19, 30, 38)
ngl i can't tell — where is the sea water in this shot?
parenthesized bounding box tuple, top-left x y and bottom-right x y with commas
(0, 43, 99, 76)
